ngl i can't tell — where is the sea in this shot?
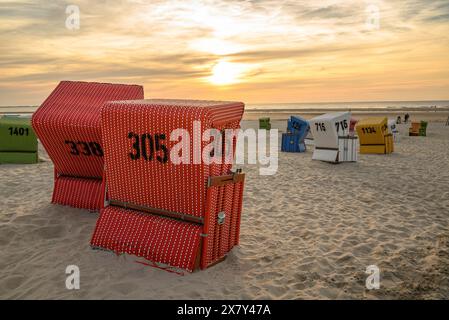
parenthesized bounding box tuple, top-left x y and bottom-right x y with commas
(1, 100, 449, 114)
(246, 100, 449, 111)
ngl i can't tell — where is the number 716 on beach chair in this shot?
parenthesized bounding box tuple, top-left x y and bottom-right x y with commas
(309, 112, 358, 163)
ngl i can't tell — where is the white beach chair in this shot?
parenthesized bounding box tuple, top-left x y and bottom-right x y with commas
(310, 112, 358, 163)
(388, 119, 400, 142)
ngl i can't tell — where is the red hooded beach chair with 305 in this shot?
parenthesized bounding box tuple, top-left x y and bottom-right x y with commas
(90, 99, 246, 272)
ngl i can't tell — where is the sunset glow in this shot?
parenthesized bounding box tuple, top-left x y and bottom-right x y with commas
(0, 0, 448, 105)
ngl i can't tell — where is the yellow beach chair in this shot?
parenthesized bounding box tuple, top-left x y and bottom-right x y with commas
(356, 117, 394, 154)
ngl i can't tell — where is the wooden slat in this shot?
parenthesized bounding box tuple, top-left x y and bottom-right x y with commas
(208, 173, 245, 187)
(109, 200, 204, 225)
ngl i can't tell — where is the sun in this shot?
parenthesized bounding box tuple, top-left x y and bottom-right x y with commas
(209, 60, 247, 86)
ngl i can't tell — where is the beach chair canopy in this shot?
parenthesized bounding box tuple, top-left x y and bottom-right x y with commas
(288, 116, 309, 139)
(32, 81, 144, 210)
(33, 81, 144, 178)
(0, 115, 38, 164)
(310, 112, 351, 149)
(91, 99, 246, 271)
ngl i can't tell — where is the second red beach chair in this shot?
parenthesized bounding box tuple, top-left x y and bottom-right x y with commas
(32, 81, 144, 210)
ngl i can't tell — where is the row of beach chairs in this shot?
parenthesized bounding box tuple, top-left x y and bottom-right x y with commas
(23, 81, 246, 272)
(269, 112, 425, 163)
(409, 121, 428, 136)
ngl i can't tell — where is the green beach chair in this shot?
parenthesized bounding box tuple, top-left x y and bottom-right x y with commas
(419, 121, 428, 136)
(0, 115, 38, 164)
(259, 117, 271, 130)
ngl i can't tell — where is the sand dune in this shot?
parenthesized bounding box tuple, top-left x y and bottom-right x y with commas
(1, 121, 448, 299)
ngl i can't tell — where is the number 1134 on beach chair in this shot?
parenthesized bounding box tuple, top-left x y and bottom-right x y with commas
(356, 117, 394, 154)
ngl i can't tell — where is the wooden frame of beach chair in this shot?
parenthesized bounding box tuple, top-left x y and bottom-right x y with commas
(310, 112, 358, 163)
(356, 117, 394, 154)
(90, 99, 246, 272)
(32, 81, 144, 211)
(0, 115, 38, 164)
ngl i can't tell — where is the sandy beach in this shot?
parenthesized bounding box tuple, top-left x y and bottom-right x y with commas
(1, 115, 448, 300)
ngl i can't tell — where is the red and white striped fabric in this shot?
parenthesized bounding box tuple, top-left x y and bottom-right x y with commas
(91, 99, 245, 271)
(32, 81, 144, 210)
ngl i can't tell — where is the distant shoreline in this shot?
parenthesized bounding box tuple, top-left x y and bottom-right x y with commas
(1, 105, 449, 122)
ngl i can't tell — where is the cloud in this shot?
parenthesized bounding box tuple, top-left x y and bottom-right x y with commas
(0, 0, 448, 104)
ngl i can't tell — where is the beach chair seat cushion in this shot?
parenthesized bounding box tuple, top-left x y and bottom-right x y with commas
(91, 206, 203, 272)
(52, 174, 107, 211)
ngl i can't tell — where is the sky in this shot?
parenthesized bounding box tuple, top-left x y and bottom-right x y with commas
(1, 0, 449, 105)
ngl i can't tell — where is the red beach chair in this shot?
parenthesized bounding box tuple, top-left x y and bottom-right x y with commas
(90, 99, 245, 272)
(32, 81, 144, 210)
(349, 118, 358, 136)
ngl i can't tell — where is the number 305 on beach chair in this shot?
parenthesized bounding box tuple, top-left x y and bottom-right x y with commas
(90, 99, 246, 272)
(309, 112, 358, 163)
(356, 117, 394, 154)
(32, 81, 144, 210)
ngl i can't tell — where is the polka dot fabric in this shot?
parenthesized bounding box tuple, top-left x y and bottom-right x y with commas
(93, 99, 245, 271)
(32, 81, 144, 210)
(101, 99, 244, 217)
(91, 206, 202, 272)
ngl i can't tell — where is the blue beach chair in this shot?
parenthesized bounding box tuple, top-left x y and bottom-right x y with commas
(282, 116, 309, 153)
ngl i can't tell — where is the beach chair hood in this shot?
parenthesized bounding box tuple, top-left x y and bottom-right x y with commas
(310, 112, 351, 162)
(32, 81, 144, 210)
